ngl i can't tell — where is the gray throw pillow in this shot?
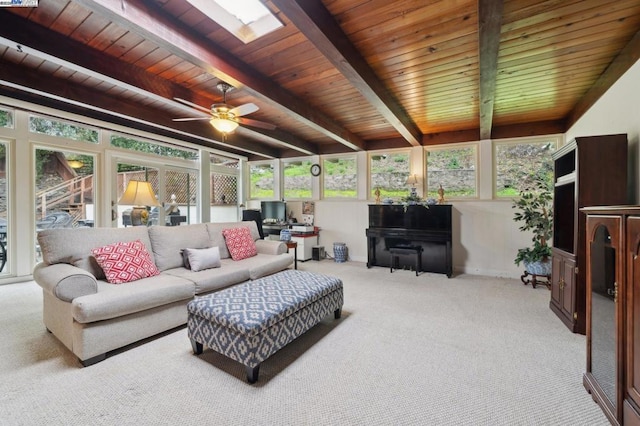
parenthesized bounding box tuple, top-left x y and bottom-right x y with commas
(183, 247, 221, 272)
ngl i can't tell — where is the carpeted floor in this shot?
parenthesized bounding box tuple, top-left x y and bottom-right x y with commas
(0, 261, 608, 425)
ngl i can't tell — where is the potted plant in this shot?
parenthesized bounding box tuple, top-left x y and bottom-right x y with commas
(512, 175, 553, 276)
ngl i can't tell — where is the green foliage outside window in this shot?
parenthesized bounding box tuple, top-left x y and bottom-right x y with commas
(111, 135, 198, 163)
(250, 163, 275, 199)
(0, 109, 13, 128)
(427, 146, 477, 198)
(370, 152, 410, 200)
(323, 157, 357, 198)
(283, 161, 312, 199)
(29, 115, 98, 143)
(495, 141, 555, 197)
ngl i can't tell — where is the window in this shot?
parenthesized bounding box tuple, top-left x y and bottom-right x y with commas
(111, 134, 198, 160)
(185, 0, 283, 44)
(369, 151, 410, 200)
(494, 137, 557, 197)
(0, 107, 14, 128)
(323, 156, 357, 199)
(0, 140, 8, 274)
(249, 162, 274, 199)
(211, 154, 238, 205)
(283, 159, 312, 199)
(29, 115, 98, 143)
(426, 144, 477, 199)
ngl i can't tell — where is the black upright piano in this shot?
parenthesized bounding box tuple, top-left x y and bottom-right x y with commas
(366, 204, 452, 277)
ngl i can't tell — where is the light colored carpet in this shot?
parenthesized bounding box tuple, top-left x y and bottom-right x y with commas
(0, 261, 608, 425)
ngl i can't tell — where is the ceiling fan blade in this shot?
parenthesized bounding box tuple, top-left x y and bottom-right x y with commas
(238, 117, 276, 130)
(173, 97, 211, 114)
(229, 103, 259, 117)
(172, 117, 211, 122)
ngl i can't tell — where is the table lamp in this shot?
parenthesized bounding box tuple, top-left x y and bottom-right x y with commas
(119, 180, 161, 226)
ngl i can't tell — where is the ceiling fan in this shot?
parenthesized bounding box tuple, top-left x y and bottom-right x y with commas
(173, 82, 275, 134)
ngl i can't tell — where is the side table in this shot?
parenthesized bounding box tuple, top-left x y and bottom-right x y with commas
(285, 241, 298, 269)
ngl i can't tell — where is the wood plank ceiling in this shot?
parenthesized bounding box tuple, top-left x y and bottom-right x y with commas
(0, 0, 639, 159)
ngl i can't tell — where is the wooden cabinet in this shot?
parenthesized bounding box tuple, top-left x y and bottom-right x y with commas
(551, 248, 577, 324)
(583, 207, 640, 425)
(551, 134, 628, 334)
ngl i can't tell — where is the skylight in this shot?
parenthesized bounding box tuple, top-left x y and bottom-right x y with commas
(186, 0, 283, 44)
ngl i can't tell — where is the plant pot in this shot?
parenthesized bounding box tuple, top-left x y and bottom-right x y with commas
(524, 259, 551, 276)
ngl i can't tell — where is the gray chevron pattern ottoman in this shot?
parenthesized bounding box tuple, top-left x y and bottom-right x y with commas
(187, 269, 344, 383)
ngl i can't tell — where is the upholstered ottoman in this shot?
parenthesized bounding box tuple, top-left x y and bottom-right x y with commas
(187, 270, 344, 383)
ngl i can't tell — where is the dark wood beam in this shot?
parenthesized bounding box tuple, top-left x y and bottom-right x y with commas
(236, 127, 317, 155)
(478, 0, 504, 140)
(0, 60, 280, 158)
(566, 28, 640, 129)
(0, 11, 313, 156)
(271, 0, 422, 147)
(73, 0, 366, 151)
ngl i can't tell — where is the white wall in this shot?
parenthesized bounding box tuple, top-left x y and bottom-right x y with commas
(566, 58, 640, 202)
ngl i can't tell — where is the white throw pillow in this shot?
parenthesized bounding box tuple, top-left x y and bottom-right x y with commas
(184, 247, 221, 272)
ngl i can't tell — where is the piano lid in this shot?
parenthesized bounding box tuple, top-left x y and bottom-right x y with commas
(368, 204, 451, 231)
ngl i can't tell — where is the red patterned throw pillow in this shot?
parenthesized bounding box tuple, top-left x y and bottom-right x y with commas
(222, 227, 258, 261)
(91, 240, 160, 284)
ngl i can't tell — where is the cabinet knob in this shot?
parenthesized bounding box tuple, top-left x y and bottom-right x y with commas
(559, 277, 565, 290)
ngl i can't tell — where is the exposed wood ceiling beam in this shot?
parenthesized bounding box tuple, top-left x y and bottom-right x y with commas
(566, 28, 640, 130)
(73, 0, 366, 151)
(0, 59, 279, 158)
(478, 0, 504, 140)
(271, 0, 422, 147)
(0, 12, 311, 157)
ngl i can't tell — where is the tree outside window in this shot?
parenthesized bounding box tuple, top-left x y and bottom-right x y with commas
(426, 145, 477, 198)
(0, 108, 13, 128)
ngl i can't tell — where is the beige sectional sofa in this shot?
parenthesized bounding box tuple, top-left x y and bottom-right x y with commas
(33, 221, 293, 366)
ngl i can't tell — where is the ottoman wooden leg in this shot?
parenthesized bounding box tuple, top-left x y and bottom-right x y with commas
(190, 338, 203, 355)
(246, 365, 260, 383)
(334, 308, 342, 319)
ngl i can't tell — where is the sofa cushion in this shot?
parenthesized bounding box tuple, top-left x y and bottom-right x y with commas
(206, 222, 260, 259)
(184, 246, 221, 272)
(91, 240, 160, 284)
(246, 252, 295, 280)
(37, 227, 154, 280)
(72, 274, 195, 323)
(163, 260, 251, 294)
(148, 224, 210, 271)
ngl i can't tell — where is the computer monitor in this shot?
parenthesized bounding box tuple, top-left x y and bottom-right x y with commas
(260, 201, 286, 223)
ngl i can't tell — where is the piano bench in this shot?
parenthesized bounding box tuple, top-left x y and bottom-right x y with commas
(389, 246, 423, 276)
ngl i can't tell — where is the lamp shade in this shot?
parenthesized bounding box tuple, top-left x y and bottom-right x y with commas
(405, 174, 419, 186)
(118, 180, 161, 207)
(210, 117, 239, 133)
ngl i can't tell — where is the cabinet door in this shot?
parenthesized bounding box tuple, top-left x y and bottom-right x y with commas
(586, 215, 622, 421)
(560, 256, 576, 320)
(626, 217, 640, 418)
(551, 254, 563, 307)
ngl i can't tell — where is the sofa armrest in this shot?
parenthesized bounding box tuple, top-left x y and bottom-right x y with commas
(254, 239, 287, 255)
(33, 262, 98, 302)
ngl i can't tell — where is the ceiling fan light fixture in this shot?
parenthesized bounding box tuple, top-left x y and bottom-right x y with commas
(210, 117, 239, 134)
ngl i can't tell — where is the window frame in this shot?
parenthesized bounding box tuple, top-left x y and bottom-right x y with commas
(493, 135, 560, 199)
(281, 157, 313, 201)
(321, 153, 358, 200)
(368, 148, 411, 201)
(425, 142, 479, 200)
